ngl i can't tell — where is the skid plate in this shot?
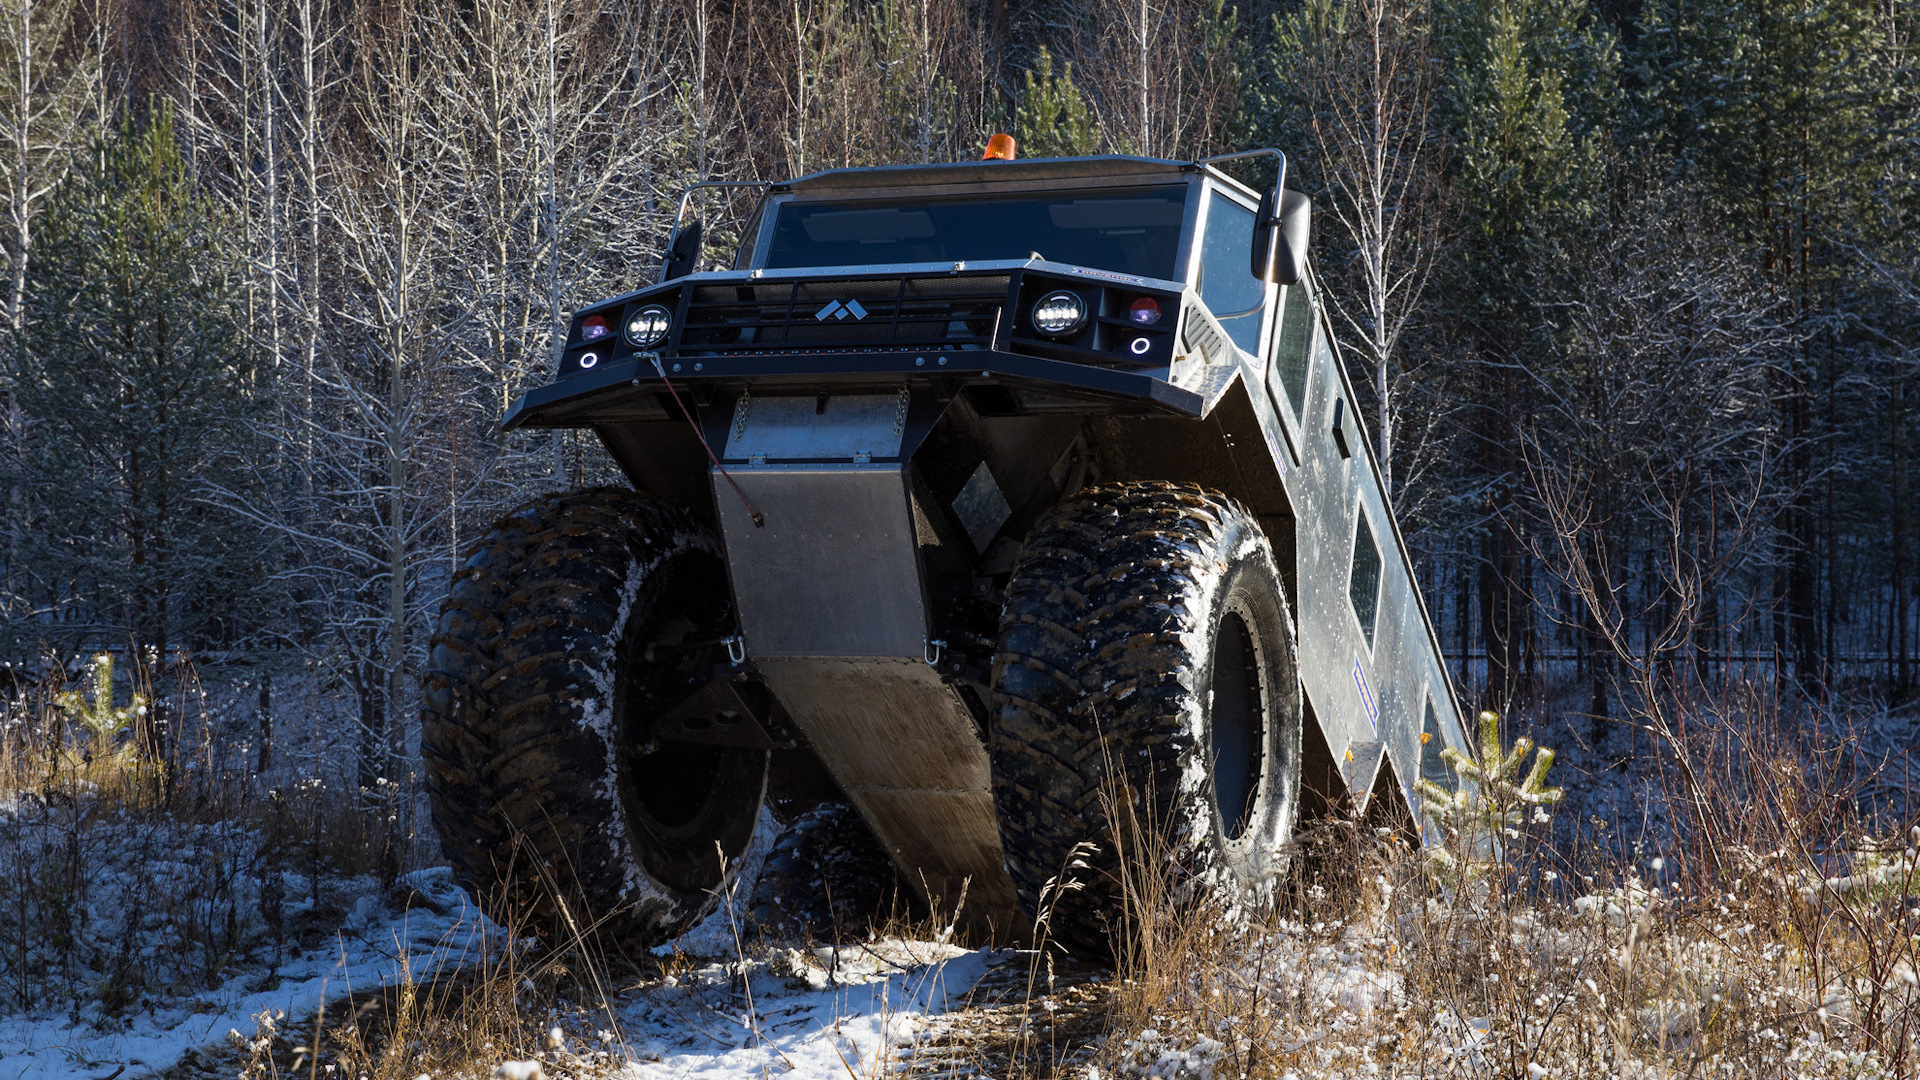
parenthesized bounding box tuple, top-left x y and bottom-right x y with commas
(713, 414, 1025, 939)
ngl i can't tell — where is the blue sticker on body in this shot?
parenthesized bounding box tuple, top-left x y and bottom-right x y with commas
(1353, 657, 1378, 733)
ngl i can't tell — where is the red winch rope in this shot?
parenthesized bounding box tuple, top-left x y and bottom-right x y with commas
(648, 355, 765, 528)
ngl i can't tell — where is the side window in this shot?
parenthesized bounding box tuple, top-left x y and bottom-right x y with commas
(1349, 506, 1383, 648)
(1194, 194, 1266, 355)
(1269, 283, 1312, 414)
(1420, 696, 1457, 792)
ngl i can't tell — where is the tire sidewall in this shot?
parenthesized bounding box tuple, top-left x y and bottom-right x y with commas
(423, 491, 768, 947)
(1185, 518, 1302, 904)
(988, 483, 1306, 951)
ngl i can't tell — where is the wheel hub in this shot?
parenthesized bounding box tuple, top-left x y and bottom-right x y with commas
(1210, 608, 1265, 841)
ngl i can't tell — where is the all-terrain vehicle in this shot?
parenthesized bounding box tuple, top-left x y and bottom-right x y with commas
(420, 144, 1471, 951)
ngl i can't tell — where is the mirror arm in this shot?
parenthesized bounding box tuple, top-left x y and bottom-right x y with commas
(1195, 147, 1287, 192)
(664, 179, 774, 275)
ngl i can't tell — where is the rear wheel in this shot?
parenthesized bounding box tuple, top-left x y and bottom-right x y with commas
(420, 488, 767, 946)
(748, 801, 905, 940)
(989, 482, 1301, 954)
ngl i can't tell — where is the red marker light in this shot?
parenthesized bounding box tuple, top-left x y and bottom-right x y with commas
(581, 315, 611, 341)
(1128, 297, 1162, 326)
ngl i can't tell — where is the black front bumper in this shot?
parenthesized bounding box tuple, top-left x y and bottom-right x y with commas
(502, 349, 1203, 431)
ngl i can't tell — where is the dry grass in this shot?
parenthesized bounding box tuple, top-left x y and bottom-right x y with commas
(218, 915, 639, 1080)
(1090, 693, 1920, 1080)
(0, 657, 402, 1013)
(0, 655, 637, 1080)
(10, 652, 1918, 1079)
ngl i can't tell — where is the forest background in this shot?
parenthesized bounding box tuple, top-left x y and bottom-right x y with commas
(0, 0, 1915, 792)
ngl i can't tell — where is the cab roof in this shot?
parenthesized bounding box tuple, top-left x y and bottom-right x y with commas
(778, 154, 1215, 197)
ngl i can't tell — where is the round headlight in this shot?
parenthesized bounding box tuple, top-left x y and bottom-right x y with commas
(625, 304, 673, 348)
(1031, 290, 1088, 337)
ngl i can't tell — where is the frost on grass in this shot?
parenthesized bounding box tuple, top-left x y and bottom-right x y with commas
(620, 937, 992, 1080)
(1090, 710, 1920, 1079)
(0, 787, 488, 1079)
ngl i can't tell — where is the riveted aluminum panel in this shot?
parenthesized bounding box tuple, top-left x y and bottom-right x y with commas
(1272, 274, 1472, 831)
(722, 391, 909, 462)
(715, 464, 927, 658)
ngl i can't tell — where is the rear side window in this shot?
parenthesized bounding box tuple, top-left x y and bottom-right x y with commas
(1194, 194, 1266, 355)
(1420, 696, 1457, 791)
(1350, 507, 1383, 648)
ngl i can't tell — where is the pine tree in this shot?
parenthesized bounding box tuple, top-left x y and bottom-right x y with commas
(1015, 47, 1100, 158)
(1433, 0, 1617, 708)
(1628, 0, 1900, 686)
(13, 103, 262, 688)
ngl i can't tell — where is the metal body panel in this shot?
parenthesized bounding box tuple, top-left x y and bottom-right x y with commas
(715, 465, 926, 659)
(711, 402, 1025, 935)
(724, 391, 910, 462)
(1271, 279, 1471, 830)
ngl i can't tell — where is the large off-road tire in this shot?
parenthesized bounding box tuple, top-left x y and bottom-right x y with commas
(990, 482, 1302, 954)
(747, 801, 904, 941)
(420, 487, 767, 947)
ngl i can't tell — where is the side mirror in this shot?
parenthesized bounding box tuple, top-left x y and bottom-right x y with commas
(1274, 191, 1311, 285)
(660, 218, 705, 283)
(1250, 190, 1312, 286)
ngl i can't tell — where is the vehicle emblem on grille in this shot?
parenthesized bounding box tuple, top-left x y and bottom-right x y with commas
(814, 299, 869, 322)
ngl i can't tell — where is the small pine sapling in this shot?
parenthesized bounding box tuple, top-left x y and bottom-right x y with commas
(1416, 709, 1563, 885)
(53, 652, 148, 767)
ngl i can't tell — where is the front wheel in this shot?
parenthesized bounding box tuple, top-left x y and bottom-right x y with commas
(989, 482, 1302, 954)
(420, 488, 767, 947)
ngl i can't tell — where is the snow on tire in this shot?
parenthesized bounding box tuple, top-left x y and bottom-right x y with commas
(989, 481, 1302, 955)
(420, 487, 767, 947)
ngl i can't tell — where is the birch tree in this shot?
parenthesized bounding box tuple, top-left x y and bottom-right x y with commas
(1272, 0, 1445, 500)
(0, 0, 97, 618)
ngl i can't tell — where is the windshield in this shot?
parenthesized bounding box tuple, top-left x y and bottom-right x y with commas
(761, 185, 1189, 279)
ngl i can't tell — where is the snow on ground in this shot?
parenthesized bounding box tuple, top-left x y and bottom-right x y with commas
(0, 852, 999, 1080)
(601, 808, 997, 1080)
(616, 940, 995, 1080)
(0, 783, 996, 1080)
(0, 867, 486, 1080)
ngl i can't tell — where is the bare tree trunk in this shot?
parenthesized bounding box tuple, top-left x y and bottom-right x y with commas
(1895, 370, 1910, 698)
(295, 0, 322, 486)
(256, 0, 281, 382)
(2, 0, 94, 610)
(1136, 0, 1148, 155)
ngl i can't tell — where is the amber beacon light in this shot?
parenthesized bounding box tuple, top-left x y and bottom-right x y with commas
(982, 133, 1017, 160)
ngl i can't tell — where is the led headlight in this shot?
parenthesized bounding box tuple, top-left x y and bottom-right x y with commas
(625, 304, 673, 348)
(1031, 290, 1088, 337)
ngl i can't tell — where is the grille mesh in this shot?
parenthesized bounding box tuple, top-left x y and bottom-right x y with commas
(676, 275, 1009, 355)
